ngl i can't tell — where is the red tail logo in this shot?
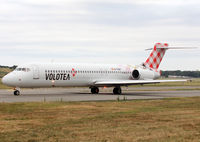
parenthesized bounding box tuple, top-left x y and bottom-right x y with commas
(144, 43, 168, 69)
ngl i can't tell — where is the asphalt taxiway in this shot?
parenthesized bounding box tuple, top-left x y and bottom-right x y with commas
(0, 86, 200, 102)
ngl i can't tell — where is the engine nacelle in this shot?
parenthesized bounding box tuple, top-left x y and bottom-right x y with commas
(132, 70, 140, 79)
(131, 68, 160, 80)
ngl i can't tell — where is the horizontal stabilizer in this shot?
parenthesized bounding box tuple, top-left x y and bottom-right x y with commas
(146, 47, 198, 50)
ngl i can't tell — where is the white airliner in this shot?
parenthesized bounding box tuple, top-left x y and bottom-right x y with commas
(2, 43, 188, 96)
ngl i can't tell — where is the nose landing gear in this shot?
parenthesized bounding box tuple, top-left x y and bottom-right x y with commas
(14, 88, 20, 96)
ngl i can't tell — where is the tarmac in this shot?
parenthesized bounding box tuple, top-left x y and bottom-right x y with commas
(0, 86, 200, 102)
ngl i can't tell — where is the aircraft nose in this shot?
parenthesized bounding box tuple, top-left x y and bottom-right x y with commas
(1, 73, 16, 87)
(2, 75, 8, 85)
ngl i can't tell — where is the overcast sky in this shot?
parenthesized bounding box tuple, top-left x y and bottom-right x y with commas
(0, 0, 200, 70)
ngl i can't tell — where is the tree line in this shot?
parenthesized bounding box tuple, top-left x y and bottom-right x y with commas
(161, 70, 200, 78)
(0, 65, 17, 70)
(0, 65, 199, 78)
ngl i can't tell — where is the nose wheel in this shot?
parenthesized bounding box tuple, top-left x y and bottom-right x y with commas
(14, 90, 20, 96)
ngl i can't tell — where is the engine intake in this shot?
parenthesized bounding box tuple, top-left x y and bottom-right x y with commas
(132, 70, 140, 79)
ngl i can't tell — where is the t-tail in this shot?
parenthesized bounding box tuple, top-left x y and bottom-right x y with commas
(143, 43, 197, 70)
(144, 43, 168, 69)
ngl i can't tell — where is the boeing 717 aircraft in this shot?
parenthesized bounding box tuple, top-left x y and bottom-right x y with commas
(2, 43, 188, 96)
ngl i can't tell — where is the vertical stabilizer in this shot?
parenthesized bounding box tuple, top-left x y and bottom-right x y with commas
(144, 43, 168, 69)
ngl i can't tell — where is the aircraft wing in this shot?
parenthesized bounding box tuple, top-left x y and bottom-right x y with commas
(94, 79, 187, 86)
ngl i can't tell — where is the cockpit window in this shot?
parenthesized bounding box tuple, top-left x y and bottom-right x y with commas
(22, 68, 26, 71)
(15, 68, 31, 72)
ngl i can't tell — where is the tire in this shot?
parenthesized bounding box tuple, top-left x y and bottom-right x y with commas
(113, 87, 122, 95)
(91, 88, 96, 94)
(91, 87, 99, 94)
(14, 90, 20, 96)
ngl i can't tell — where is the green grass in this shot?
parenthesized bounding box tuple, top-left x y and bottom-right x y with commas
(147, 78, 200, 86)
(0, 67, 12, 89)
(0, 97, 200, 142)
(128, 78, 200, 88)
(0, 67, 12, 78)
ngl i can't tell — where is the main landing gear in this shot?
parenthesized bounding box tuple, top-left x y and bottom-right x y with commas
(113, 87, 122, 95)
(90, 86, 122, 95)
(14, 88, 21, 96)
(90, 86, 99, 94)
